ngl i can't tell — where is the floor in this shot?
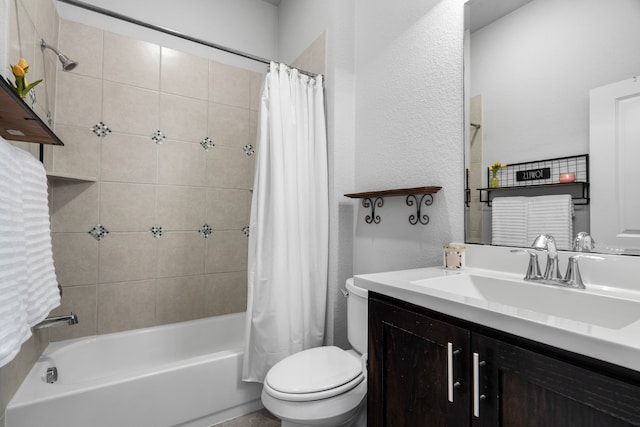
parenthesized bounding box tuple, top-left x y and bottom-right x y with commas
(211, 409, 281, 427)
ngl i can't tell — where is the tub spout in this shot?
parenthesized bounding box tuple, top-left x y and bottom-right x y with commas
(34, 312, 79, 329)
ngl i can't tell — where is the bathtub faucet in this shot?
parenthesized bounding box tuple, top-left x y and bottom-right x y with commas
(34, 312, 79, 329)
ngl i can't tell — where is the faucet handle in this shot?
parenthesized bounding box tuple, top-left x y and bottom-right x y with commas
(563, 254, 604, 289)
(510, 249, 543, 280)
(573, 232, 596, 252)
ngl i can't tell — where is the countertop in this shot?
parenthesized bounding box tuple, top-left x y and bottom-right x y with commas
(355, 265, 640, 372)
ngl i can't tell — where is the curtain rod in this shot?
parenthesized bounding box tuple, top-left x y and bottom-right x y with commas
(56, 0, 319, 78)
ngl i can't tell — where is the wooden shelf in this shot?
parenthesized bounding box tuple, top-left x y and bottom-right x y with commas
(345, 186, 442, 199)
(345, 186, 442, 225)
(0, 76, 64, 146)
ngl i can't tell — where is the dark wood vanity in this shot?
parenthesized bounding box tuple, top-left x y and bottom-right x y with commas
(368, 292, 640, 426)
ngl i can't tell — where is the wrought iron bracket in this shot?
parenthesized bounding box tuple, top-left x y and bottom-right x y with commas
(362, 197, 384, 224)
(406, 194, 434, 225)
(345, 186, 442, 225)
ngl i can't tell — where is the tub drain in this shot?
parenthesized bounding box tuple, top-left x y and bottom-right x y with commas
(46, 366, 58, 383)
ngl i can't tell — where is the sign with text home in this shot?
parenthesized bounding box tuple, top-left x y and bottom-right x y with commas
(516, 167, 551, 182)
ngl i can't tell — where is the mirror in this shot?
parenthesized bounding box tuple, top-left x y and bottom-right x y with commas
(464, 0, 640, 254)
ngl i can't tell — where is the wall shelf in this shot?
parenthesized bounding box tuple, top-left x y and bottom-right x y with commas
(345, 186, 442, 225)
(0, 76, 64, 146)
(478, 154, 590, 206)
(479, 182, 589, 206)
(46, 172, 97, 183)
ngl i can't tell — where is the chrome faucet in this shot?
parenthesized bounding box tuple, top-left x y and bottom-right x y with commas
(531, 234, 563, 282)
(34, 312, 79, 329)
(525, 234, 604, 289)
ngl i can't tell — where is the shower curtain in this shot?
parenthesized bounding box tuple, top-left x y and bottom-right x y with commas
(242, 62, 328, 383)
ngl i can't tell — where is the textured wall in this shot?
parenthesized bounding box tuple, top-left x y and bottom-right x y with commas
(353, 0, 466, 274)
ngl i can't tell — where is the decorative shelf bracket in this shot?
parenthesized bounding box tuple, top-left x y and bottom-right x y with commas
(345, 186, 442, 225)
(362, 197, 384, 224)
(406, 193, 434, 225)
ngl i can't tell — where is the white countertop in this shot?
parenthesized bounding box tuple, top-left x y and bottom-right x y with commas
(355, 265, 640, 372)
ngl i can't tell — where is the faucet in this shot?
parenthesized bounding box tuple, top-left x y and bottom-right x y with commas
(531, 234, 563, 282)
(34, 312, 79, 329)
(526, 234, 604, 289)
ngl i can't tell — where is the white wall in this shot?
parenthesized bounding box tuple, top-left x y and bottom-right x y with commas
(0, 0, 8, 72)
(353, 0, 466, 274)
(56, 0, 278, 72)
(471, 0, 640, 167)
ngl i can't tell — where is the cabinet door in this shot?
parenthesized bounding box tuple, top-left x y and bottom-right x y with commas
(368, 296, 471, 427)
(473, 333, 640, 427)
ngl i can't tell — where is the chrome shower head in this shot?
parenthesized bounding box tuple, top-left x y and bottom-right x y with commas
(40, 38, 78, 71)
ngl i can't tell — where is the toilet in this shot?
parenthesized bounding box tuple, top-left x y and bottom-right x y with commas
(261, 278, 368, 427)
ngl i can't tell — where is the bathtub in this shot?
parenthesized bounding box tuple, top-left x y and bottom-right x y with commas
(5, 312, 263, 427)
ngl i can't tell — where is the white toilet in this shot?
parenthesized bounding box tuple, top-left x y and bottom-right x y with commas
(261, 278, 368, 427)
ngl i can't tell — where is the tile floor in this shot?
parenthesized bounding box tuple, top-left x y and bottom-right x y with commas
(212, 409, 281, 427)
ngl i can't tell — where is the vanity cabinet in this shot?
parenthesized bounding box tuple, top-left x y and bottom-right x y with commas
(368, 293, 640, 427)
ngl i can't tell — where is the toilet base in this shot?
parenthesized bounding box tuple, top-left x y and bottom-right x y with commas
(262, 379, 367, 427)
(278, 397, 366, 427)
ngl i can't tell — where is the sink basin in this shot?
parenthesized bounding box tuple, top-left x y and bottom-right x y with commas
(411, 274, 640, 329)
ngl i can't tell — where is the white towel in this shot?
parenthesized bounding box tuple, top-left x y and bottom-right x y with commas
(0, 138, 60, 368)
(11, 146, 61, 325)
(492, 195, 574, 250)
(527, 194, 574, 250)
(491, 197, 529, 247)
(0, 139, 31, 368)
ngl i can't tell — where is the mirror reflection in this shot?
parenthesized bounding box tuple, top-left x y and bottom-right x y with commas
(464, 0, 640, 254)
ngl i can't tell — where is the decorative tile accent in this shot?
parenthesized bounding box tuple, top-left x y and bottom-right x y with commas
(91, 122, 112, 137)
(47, 110, 53, 127)
(199, 224, 213, 238)
(242, 226, 250, 237)
(200, 137, 215, 151)
(88, 224, 109, 241)
(149, 225, 164, 238)
(151, 130, 166, 144)
(243, 144, 255, 156)
(28, 89, 37, 109)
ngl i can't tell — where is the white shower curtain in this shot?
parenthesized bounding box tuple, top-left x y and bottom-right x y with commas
(242, 62, 328, 383)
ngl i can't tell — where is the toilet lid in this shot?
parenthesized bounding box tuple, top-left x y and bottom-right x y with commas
(265, 346, 363, 396)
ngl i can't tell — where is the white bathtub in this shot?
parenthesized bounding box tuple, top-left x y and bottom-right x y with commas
(6, 313, 263, 427)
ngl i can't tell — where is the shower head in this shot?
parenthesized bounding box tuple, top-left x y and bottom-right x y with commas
(40, 38, 78, 71)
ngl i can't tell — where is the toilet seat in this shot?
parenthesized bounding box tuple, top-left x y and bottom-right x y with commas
(264, 346, 364, 402)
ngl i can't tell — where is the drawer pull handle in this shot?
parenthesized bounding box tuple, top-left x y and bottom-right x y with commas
(447, 343, 460, 402)
(473, 352, 487, 417)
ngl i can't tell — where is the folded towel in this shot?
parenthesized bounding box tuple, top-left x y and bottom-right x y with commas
(491, 197, 529, 247)
(0, 139, 31, 368)
(492, 195, 574, 250)
(0, 138, 60, 368)
(527, 194, 574, 250)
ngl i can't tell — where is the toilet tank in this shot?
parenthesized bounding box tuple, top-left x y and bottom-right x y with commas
(346, 278, 368, 354)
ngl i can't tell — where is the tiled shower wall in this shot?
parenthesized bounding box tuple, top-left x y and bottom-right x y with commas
(45, 19, 263, 341)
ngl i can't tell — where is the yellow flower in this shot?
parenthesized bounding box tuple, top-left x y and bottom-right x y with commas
(18, 58, 29, 72)
(12, 64, 25, 77)
(489, 160, 507, 176)
(6, 58, 42, 98)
